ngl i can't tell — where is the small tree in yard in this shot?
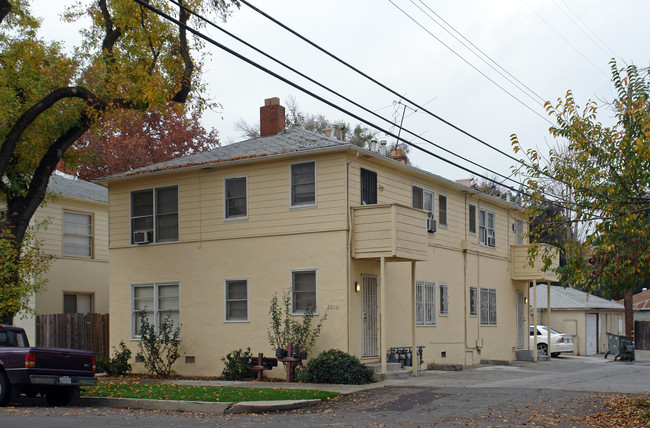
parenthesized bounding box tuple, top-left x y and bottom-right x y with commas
(267, 289, 327, 380)
(136, 311, 182, 378)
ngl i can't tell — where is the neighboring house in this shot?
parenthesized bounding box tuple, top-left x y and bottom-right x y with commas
(11, 175, 109, 340)
(530, 284, 624, 356)
(98, 97, 557, 376)
(618, 288, 650, 322)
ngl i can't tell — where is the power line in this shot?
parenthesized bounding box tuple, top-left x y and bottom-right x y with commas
(165, 0, 528, 189)
(523, 0, 609, 78)
(415, 0, 547, 105)
(389, 0, 553, 125)
(237, 0, 523, 165)
(133, 0, 530, 197)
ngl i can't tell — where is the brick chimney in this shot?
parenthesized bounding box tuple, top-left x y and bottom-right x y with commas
(260, 97, 285, 136)
(389, 149, 408, 164)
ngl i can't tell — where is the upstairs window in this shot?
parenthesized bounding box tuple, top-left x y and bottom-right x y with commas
(412, 186, 434, 216)
(360, 168, 377, 205)
(225, 177, 247, 219)
(468, 204, 477, 234)
(63, 211, 93, 257)
(291, 162, 316, 207)
(131, 186, 178, 244)
(515, 220, 526, 245)
(479, 208, 496, 247)
(438, 194, 447, 227)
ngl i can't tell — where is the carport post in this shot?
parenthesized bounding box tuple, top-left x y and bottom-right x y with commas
(547, 282, 551, 356)
(411, 261, 417, 376)
(533, 279, 538, 361)
(380, 256, 387, 376)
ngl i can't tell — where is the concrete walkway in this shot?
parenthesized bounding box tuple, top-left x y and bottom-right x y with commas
(75, 350, 650, 414)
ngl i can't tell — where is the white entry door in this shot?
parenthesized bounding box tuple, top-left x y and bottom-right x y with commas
(586, 313, 597, 355)
(516, 292, 526, 348)
(361, 275, 378, 357)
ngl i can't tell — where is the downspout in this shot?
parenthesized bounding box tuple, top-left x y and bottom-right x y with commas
(464, 193, 470, 353)
(346, 151, 359, 354)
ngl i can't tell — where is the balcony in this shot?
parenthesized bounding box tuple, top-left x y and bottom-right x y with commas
(351, 204, 428, 261)
(511, 244, 559, 282)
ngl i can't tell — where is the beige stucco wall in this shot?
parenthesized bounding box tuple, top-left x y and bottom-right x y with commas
(110, 232, 347, 377)
(107, 148, 538, 375)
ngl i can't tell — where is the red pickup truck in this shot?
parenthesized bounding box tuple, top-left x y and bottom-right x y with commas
(0, 324, 96, 406)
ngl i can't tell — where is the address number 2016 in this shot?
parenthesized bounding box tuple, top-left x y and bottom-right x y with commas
(326, 304, 340, 310)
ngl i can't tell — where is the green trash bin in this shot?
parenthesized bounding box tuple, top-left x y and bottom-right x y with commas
(604, 332, 635, 361)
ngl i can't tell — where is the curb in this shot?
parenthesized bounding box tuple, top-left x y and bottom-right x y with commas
(73, 397, 322, 414)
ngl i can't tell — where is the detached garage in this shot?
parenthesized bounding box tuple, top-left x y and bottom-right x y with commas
(530, 284, 624, 356)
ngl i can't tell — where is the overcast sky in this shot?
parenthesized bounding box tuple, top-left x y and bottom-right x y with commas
(32, 0, 650, 185)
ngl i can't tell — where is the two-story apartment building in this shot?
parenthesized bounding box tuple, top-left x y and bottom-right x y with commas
(99, 98, 557, 376)
(12, 175, 109, 340)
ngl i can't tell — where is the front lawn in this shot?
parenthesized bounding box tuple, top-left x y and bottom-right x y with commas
(81, 382, 341, 403)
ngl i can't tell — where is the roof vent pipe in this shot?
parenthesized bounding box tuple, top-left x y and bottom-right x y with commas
(379, 140, 387, 155)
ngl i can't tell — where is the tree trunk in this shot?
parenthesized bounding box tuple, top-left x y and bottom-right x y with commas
(624, 288, 634, 337)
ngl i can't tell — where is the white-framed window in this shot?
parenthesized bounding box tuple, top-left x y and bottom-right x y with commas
(131, 282, 180, 338)
(469, 203, 477, 234)
(224, 176, 247, 219)
(412, 186, 434, 216)
(469, 286, 478, 317)
(291, 269, 317, 314)
(438, 194, 447, 227)
(63, 293, 93, 314)
(63, 211, 93, 257)
(416, 281, 436, 326)
(480, 287, 497, 326)
(225, 279, 248, 321)
(479, 208, 496, 247)
(291, 161, 316, 207)
(439, 283, 449, 316)
(131, 186, 178, 244)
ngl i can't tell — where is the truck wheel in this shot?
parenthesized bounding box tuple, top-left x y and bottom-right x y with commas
(0, 371, 10, 406)
(45, 389, 73, 406)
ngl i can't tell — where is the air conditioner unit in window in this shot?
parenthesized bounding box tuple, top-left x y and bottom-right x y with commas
(487, 236, 496, 247)
(133, 230, 152, 244)
(427, 213, 437, 233)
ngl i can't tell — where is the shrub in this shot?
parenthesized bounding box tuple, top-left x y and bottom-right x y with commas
(136, 311, 182, 378)
(97, 341, 132, 376)
(300, 349, 375, 385)
(221, 348, 256, 381)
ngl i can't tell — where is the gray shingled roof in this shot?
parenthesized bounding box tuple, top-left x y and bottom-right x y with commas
(99, 127, 350, 180)
(48, 174, 108, 203)
(530, 284, 624, 310)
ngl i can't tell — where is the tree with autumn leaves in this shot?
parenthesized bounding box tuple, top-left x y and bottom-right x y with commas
(512, 61, 650, 336)
(0, 0, 237, 324)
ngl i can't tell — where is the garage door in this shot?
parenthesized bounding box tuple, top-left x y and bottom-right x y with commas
(586, 314, 597, 355)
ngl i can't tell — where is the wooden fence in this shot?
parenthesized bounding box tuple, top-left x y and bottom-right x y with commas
(635, 320, 650, 350)
(35, 313, 109, 360)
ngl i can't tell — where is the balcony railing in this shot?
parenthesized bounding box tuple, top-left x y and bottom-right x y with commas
(351, 204, 428, 261)
(511, 244, 559, 282)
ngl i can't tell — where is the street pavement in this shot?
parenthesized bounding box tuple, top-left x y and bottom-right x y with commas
(0, 351, 647, 427)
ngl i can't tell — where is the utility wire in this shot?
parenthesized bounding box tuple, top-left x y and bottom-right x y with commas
(134, 0, 530, 198)
(416, 0, 547, 105)
(390, 0, 552, 125)
(556, 0, 622, 63)
(165, 0, 528, 189)
(237, 0, 523, 165)
(523, 0, 609, 78)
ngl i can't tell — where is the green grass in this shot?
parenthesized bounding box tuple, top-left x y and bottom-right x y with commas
(81, 382, 341, 403)
(634, 398, 650, 421)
